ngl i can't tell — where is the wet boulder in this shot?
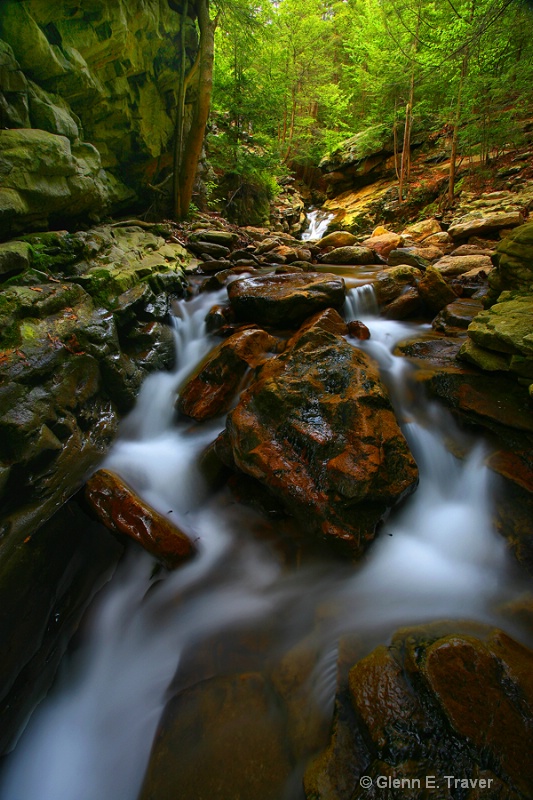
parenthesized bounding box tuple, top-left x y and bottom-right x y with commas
(417, 265, 457, 314)
(305, 623, 533, 799)
(218, 319, 418, 557)
(316, 231, 358, 249)
(177, 327, 280, 421)
(320, 245, 375, 265)
(362, 230, 403, 260)
(227, 272, 346, 328)
(448, 210, 524, 240)
(85, 469, 194, 568)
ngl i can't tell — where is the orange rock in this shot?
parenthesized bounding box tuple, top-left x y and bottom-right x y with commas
(363, 232, 402, 260)
(85, 469, 194, 568)
(347, 320, 370, 339)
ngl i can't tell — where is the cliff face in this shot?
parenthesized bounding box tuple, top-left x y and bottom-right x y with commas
(0, 0, 196, 238)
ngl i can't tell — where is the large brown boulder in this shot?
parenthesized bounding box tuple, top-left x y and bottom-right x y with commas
(448, 210, 524, 240)
(85, 469, 194, 568)
(178, 328, 280, 421)
(305, 624, 533, 799)
(320, 245, 375, 265)
(417, 264, 457, 313)
(217, 317, 418, 556)
(227, 272, 346, 327)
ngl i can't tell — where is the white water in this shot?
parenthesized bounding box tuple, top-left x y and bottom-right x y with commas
(301, 209, 335, 241)
(0, 284, 523, 800)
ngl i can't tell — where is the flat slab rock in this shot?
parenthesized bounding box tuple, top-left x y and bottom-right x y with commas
(217, 312, 418, 556)
(227, 272, 346, 327)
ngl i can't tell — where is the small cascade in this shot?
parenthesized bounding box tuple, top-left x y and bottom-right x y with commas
(343, 283, 379, 319)
(301, 209, 335, 241)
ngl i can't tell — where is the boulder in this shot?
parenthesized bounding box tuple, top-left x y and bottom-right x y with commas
(374, 265, 422, 305)
(362, 231, 402, 260)
(0, 240, 32, 277)
(448, 211, 524, 240)
(85, 469, 194, 568)
(320, 245, 375, 265)
(490, 220, 533, 294)
(417, 264, 457, 313)
(450, 244, 495, 257)
(187, 241, 231, 260)
(305, 624, 533, 799)
(218, 320, 418, 556)
(227, 272, 346, 328)
(433, 254, 493, 277)
(461, 291, 533, 379)
(432, 298, 484, 333)
(420, 231, 454, 252)
(383, 286, 421, 320)
(177, 328, 279, 421)
(401, 217, 442, 242)
(387, 247, 433, 269)
(316, 231, 358, 249)
(189, 229, 239, 246)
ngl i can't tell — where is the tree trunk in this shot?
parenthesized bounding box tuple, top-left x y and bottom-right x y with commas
(173, 0, 189, 221)
(173, 0, 217, 220)
(448, 56, 467, 206)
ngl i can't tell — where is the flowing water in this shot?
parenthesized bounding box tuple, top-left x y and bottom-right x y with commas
(0, 278, 526, 800)
(301, 209, 335, 241)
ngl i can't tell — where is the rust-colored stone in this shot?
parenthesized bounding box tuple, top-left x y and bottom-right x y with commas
(85, 469, 194, 568)
(347, 320, 370, 340)
(221, 324, 418, 556)
(178, 327, 279, 421)
(363, 232, 403, 260)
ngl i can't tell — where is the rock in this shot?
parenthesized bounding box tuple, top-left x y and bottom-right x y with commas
(227, 272, 346, 328)
(305, 623, 533, 799)
(316, 231, 358, 249)
(362, 231, 402, 260)
(140, 673, 292, 800)
(320, 245, 375, 265)
(450, 244, 495, 257)
(401, 217, 442, 242)
(85, 469, 194, 568)
(177, 328, 279, 421)
(0, 0, 198, 229)
(433, 254, 493, 277)
(490, 221, 533, 294)
(417, 264, 457, 313)
(0, 128, 125, 238)
(205, 304, 235, 333)
(374, 265, 422, 305)
(197, 259, 232, 273)
(451, 265, 492, 298)
(448, 211, 525, 240)
(383, 286, 421, 320)
(432, 298, 483, 333)
(420, 231, 454, 251)
(187, 241, 231, 260)
(189, 230, 239, 246)
(462, 291, 533, 379)
(219, 321, 418, 556)
(0, 240, 32, 278)
(347, 320, 371, 340)
(387, 247, 433, 269)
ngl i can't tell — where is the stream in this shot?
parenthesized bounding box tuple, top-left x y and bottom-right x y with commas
(0, 272, 526, 800)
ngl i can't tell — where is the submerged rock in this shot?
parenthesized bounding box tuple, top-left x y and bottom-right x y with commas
(85, 469, 194, 568)
(305, 623, 533, 799)
(218, 318, 418, 556)
(227, 272, 346, 327)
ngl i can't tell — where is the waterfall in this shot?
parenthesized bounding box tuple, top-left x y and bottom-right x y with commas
(0, 284, 523, 800)
(301, 209, 335, 241)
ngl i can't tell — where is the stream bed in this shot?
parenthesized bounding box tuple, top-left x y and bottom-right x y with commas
(0, 274, 528, 800)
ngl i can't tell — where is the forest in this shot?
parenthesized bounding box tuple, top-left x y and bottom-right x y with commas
(200, 0, 533, 219)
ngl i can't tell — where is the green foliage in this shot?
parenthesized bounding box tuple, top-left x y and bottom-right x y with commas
(209, 0, 533, 201)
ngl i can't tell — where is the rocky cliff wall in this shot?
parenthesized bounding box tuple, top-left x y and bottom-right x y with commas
(0, 0, 196, 238)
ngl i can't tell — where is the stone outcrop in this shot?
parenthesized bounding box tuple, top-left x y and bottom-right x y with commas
(305, 623, 533, 799)
(0, 224, 189, 548)
(0, 0, 197, 235)
(216, 311, 418, 556)
(459, 222, 533, 385)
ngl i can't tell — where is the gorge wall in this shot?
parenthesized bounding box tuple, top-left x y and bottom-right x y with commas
(0, 0, 197, 238)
